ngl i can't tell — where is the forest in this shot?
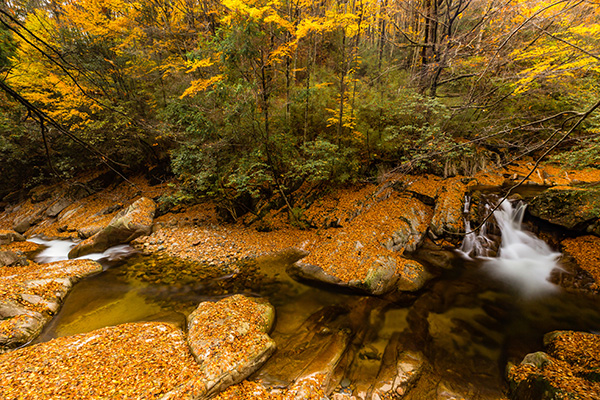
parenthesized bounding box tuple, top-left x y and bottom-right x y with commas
(1, 0, 599, 215)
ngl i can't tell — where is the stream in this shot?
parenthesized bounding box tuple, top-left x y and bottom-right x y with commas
(27, 200, 600, 398)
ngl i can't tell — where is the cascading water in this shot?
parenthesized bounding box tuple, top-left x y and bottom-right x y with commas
(29, 237, 135, 264)
(460, 197, 562, 296)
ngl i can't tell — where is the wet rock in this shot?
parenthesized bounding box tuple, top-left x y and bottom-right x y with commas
(0, 259, 103, 353)
(0, 230, 25, 245)
(529, 187, 600, 234)
(161, 295, 276, 399)
(255, 305, 352, 395)
(508, 330, 600, 399)
(430, 177, 467, 240)
(68, 197, 156, 258)
(369, 332, 425, 399)
(413, 239, 454, 269)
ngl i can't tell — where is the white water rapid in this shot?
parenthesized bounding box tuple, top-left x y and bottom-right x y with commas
(460, 199, 562, 297)
(29, 237, 135, 264)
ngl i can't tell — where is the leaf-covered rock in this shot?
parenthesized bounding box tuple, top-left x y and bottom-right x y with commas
(508, 330, 600, 399)
(0, 259, 103, 352)
(160, 295, 276, 399)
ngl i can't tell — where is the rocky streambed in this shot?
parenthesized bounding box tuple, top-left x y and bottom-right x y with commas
(1, 163, 600, 399)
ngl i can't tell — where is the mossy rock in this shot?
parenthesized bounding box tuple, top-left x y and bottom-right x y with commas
(529, 187, 600, 234)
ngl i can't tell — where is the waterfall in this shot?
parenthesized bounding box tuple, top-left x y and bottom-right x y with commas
(460, 198, 561, 296)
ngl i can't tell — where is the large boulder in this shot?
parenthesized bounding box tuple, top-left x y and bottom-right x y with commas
(160, 295, 276, 399)
(0, 259, 102, 353)
(68, 197, 156, 258)
(508, 330, 600, 399)
(529, 187, 600, 234)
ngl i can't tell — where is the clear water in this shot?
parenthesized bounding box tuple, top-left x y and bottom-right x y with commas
(28, 234, 600, 397)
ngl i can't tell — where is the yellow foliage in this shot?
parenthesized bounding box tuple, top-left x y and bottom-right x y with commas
(180, 75, 224, 98)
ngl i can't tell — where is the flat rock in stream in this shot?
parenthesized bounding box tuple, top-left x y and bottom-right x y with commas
(0, 259, 103, 353)
(68, 197, 156, 258)
(161, 295, 276, 399)
(288, 257, 431, 296)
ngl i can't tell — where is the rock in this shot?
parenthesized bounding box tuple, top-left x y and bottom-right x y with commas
(161, 295, 276, 399)
(288, 257, 431, 296)
(508, 330, 600, 399)
(0, 230, 25, 245)
(0, 250, 25, 267)
(68, 197, 156, 258)
(383, 198, 432, 252)
(395, 258, 432, 292)
(529, 187, 600, 234)
(520, 351, 552, 369)
(0, 251, 18, 267)
(77, 225, 103, 239)
(29, 187, 52, 203)
(0, 313, 46, 351)
(430, 177, 467, 239)
(370, 332, 425, 399)
(45, 198, 72, 218)
(13, 213, 43, 234)
(413, 239, 454, 269)
(255, 305, 352, 394)
(0, 259, 103, 352)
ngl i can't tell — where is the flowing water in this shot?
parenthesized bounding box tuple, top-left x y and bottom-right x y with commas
(460, 199, 562, 297)
(28, 211, 600, 398)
